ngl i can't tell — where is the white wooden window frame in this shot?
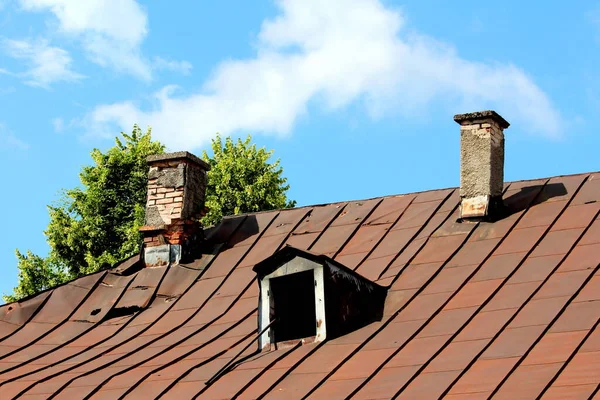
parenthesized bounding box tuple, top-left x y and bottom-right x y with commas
(258, 256, 326, 350)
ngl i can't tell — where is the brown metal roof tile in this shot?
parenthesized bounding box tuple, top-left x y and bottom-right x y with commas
(510, 296, 571, 328)
(386, 335, 450, 368)
(156, 265, 202, 298)
(483, 281, 540, 312)
(426, 339, 489, 373)
(492, 362, 564, 400)
(541, 174, 588, 203)
(571, 173, 600, 205)
(418, 306, 478, 338)
(580, 325, 600, 353)
(291, 203, 346, 234)
(522, 330, 588, 366)
(480, 324, 547, 360)
(549, 300, 600, 333)
(413, 188, 454, 204)
(574, 273, 600, 302)
(518, 201, 567, 229)
(304, 377, 365, 400)
(390, 262, 443, 291)
(454, 309, 518, 342)
(392, 200, 443, 231)
(333, 252, 369, 270)
(227, 211, 279, 248)
(447, 238, 501, 268)
(396, 370, 462, 399)
(552, 202, 600, 231)
(364, 195, 415, 225)
(350, 365, 420, 400)
(533, 270, 592, 300)
(365, 226, 419, 260)
(447, 356, 520, 395)
(3, 172, 600, 399)
(411, 234, 471, 265)
(443, 279, 503, 310)
(551, 350, 600, 387)
(530, 228, 585, 258)
(0, 292, 50, 332)
(336, 224, 391, 257)
(262, 371, 328, 399)
(329, 199, 381, 227)
(508, 254, 564, 284)
(541, 383, 597, 399)
(470, 252, 528, 283)
(362, 320, 423, 351)
(494, 226, 548, 255)
(557, 243, 600, 272)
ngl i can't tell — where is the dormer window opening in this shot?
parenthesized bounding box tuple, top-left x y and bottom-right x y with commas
(254, 246, 387, 351)
(269, 270, 317, 343)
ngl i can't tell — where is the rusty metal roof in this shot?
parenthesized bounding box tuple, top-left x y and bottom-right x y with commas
(1, 172, 600, 399)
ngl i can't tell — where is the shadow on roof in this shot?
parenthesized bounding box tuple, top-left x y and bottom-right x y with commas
(504, 182, 567, 216)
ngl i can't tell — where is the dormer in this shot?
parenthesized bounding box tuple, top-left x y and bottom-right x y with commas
(253, 246, 388, 350)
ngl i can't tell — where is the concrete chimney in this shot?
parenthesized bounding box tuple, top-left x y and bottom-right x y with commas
(453, 110, 510, 220)
(140, 151, 210, 267)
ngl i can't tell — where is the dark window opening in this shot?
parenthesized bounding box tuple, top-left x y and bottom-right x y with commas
(270, 270, 316, 343)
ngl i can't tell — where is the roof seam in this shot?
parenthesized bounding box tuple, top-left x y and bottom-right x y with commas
(87, 214, 283, 398)
(18, 216, 250, 398)
(0, 270, 108, 362)
(301, 210, 478, 399)
(137, 210, 315, 397)
(346, 181, 541, 398)
(440, 175, 590, 398)
(332, 198, 385, 260)
(377, 190, 458, 282)
(351, 196, 417, 272)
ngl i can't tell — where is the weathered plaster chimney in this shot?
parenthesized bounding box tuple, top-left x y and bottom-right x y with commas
(453, 110, 510, 220)
(140, 151, 210, 267)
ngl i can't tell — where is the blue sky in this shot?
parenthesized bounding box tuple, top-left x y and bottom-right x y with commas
(0, 0, 599, 298)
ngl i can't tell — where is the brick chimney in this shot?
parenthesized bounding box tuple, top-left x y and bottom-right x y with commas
(140, 151, 210, 267)
(453, 110, 510, 220)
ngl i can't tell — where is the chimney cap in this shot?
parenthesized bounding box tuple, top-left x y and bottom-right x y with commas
(147, 151, 211, 170)
(453, 110, 510, 129)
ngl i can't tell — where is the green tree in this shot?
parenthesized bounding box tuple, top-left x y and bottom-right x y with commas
(4, 125, 164, 302)
(4, 131, 296, 302)
(201, 134, 296, 226)
(4, 251, 69, 303)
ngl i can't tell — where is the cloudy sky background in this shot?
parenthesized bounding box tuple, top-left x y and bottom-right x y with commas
(1, 0, 599, 296)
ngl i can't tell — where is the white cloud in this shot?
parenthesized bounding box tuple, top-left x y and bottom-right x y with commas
(88, 0, 562, 149)
(153, 57, 193, 75)
(3, 38, 83, 88)
(19, 0, 152, 80)
(0, 123, 29, 150)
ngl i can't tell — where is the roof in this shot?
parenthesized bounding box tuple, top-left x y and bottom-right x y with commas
(1, 171, 600, 399)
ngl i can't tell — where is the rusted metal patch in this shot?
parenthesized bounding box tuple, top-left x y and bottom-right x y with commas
(461, 195, 490, 219)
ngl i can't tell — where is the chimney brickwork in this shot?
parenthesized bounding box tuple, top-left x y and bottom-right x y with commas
(454, 110, 509, 220)
(140, 151, 210, 266)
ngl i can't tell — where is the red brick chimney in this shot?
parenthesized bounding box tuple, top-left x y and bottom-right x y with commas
(140, 151, 210, 267)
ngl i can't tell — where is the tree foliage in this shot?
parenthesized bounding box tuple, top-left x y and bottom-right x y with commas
(4, 251, 69, 303)
(4, 126, 164, 302)
(4, 130, 295, 303)
(45, 125, 165, 276)
(201, 134, 296, 226)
